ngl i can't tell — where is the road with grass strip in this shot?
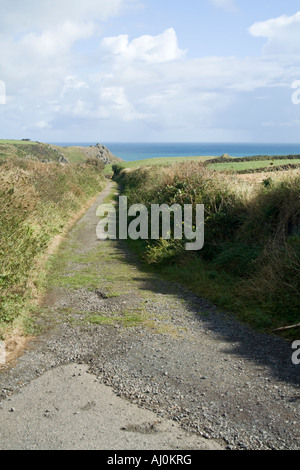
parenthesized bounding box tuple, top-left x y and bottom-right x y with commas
(0, 182, 299, 450)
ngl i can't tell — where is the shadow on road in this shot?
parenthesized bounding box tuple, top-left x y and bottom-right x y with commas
(112, 237, 300, 390)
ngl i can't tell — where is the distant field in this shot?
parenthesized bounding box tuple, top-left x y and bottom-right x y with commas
(106, 155, 300, 173)
(208, 159, 300, 171)
(103, 155, 216, 174)
(124, 155, 214, 167)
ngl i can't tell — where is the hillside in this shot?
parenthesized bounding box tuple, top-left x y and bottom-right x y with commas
(0, 140, 122, 164)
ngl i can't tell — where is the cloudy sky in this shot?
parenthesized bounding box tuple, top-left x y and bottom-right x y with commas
(1, 0, 300, 142)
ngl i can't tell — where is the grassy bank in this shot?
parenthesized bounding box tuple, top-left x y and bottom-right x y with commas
(114, 162, 300, 339)
(0, 157, 105, 338)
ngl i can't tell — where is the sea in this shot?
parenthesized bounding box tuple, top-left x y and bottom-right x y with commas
(50, 142, 300, 162)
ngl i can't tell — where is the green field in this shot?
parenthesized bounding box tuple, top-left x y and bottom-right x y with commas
(103, 155, 216, 174)
(208, 159, 300, 171)
(104, 154, 300, 175)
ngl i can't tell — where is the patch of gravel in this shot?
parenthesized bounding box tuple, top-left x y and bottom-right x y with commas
(1, 184, 299, 450)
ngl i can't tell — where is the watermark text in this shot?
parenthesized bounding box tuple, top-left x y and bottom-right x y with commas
(0, 80, 6, 105)
(107, 453, 192, 467)
(96, 197, 204, 251)
(292, 80, 300, 105)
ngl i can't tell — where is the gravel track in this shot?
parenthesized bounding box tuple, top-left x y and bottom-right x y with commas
(0, 183, 299, 450)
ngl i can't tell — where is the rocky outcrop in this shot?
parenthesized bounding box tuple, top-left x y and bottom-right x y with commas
(88, 143, 118, 164)
(64, 143, 121, 164)
(58, 155, 70, 164)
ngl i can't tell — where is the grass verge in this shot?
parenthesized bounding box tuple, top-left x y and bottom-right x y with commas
(0, 157, 106, 339)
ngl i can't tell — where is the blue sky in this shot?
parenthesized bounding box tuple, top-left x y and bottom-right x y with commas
(1, 0, 300, 142)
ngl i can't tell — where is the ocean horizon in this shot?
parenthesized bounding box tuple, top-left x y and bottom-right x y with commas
(49, 142, 300, 162)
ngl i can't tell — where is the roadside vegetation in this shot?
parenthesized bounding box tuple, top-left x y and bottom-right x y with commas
(103, 155, 213, 177)
(113, 162, 300, 339)
(2, 143, 300, 342)
(0, 156, 105, 338)
(207, 158, 300, 172)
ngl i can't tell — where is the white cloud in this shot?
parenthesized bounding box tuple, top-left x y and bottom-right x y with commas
(35, 120, 51, 129)
(101, 28, 186, 64)
(60, 85, 144, 122)
(63, 76, 89, 93)
(0, 1, 134, 94)
(249, 11, 300, 56)
(0, 0, 130, 32)
(20, 22, 94, 59)
(0, 0, 143, 137)
(77, 46, 291, 137)
(0, 2, 299, 142)
(98, 86, 144, 121)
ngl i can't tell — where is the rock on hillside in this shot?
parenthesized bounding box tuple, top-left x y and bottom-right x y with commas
(72, 143, 121, 164)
